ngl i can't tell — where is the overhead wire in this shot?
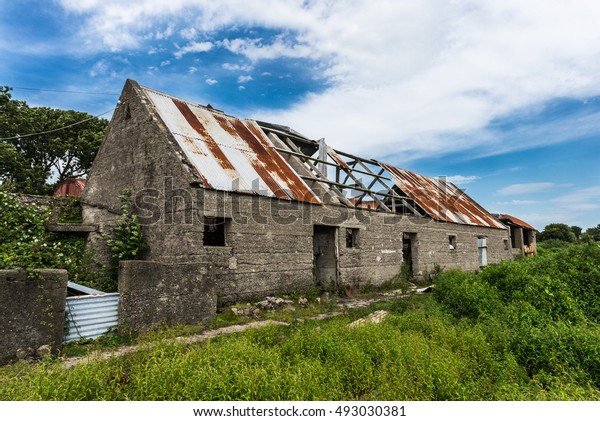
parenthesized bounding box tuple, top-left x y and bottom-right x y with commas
(11, 86, 120, 96)
(0, 109, 114, 141)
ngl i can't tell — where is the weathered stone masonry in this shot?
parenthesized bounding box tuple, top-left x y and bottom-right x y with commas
(0, 269, 67, 364)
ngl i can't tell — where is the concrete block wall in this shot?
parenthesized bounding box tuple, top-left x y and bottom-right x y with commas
(118, 261, 218, 333)
(0, 269, 67, 364)
(195, 191, 511, 300)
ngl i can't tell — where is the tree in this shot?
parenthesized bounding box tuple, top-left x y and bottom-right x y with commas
(571, 225, 582, 239)
(584, 224, 600, 242)
(538, 223, 577, 243)
(0, 86, 108, 194)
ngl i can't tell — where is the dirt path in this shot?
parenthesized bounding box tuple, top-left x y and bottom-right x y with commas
(61, 320, 291, 369)
(60, 289, 424, 369)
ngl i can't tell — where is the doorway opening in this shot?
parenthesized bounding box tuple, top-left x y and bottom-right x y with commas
(313, 225, 338, 290)
(402, 233, 416, 277)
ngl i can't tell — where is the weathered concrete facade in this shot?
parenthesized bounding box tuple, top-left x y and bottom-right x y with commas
(0, 269, 67, 364)
(82, 80, 513, 316)
(118, 261, 218, 333)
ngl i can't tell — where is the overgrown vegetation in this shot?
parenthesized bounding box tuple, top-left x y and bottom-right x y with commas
(433, 242, 600, 390)
(104, 188, 148, 290)
(0, 187, 148, 292)
(538, 222, 600, 244)
(1, 243, 598, 400)
(0, 190, 89, 283)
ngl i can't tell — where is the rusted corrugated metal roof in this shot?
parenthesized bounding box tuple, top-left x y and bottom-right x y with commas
(142, 87, 321, 205)
(494, 214, 536, 231)
(53, 178, 86, 197)
(381, 164, 506, 229)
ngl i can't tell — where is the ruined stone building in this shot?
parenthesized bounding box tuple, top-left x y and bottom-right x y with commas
(493, 214, 537, 257)
(82, 80, 526, 311)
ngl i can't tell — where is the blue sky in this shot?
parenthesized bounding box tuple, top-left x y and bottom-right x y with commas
(1, 0, 599, 230)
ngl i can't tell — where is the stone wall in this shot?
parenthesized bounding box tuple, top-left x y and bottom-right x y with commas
(0, 269, 67, 364)
(189, 190, 511, 302)
(118, 261, 218, 333)
(87, 177, 511, 305)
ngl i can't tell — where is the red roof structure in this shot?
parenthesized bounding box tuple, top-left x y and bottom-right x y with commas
(53, 178, 87, 197)
(493, 213, 536, 231)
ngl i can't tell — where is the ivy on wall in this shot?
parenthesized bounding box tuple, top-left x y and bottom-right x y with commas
(0, 190, 103, 289)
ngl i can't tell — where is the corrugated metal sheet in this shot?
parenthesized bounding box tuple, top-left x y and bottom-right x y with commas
(142, 87, 321, 205)
(494, 213, 536, 231)
(53, 178, 86, 197)
(64, 293, 119, 343)
(381, 164, 507, 229)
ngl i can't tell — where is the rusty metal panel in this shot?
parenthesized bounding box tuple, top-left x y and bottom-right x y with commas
(381, 163, 506, 229)
(64, 293, 119, 343)
(142, 87, 321, 205)
(494, 214, 536, 231)
(53, 178, 86, 197)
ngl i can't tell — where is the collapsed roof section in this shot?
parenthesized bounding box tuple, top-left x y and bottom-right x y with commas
(142, 84, 505, 230)
(493, 214, 536, 231)
(258, 123, 506, 229)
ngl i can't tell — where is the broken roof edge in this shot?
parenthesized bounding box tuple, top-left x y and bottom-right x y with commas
(258, 121, 506, 229)
(256, 120, 312, 141)
(381, 163, 507, 230)
(492, 213, 536, 231)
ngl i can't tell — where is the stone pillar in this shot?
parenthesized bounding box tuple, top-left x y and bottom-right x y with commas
(0, 269, 68, 364)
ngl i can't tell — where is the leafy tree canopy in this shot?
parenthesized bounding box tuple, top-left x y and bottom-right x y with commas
(0, 86, 108, 194)
(584, 224, 600, 242)
(538, 223, 577, 243)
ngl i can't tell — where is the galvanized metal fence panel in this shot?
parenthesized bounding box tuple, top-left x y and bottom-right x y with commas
(64, 293, 119, 343)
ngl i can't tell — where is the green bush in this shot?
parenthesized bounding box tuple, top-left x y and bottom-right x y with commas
(3, 306, 597, 400)
(0, 190, 105, 289)
(103, 188, 148, 290)
(433, 270, 501, 319)
(432, 243, 600, 390)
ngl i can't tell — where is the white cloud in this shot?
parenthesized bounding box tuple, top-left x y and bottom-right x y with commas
(59, 0, 600, 158)
(174, 41, 213, 59)
(501, 200, 540, 205)
(222, 63, 253, 72)
(553, 186, 600, 210)
(154, 25, 174, 40)
(180, 27, 197, 40)
(518, 186, 600, 228)
(220, 37, 313, 61)
(160, 60, 171, 67)
(238, 85, 246, 90)
(497, 182, 555, 195)
(237, 75, 253, 84)
(89, 59, 109, 77)
(205, 78, 218, 85)
(188, 66, 198, 74)
(445, 175, 479, 185)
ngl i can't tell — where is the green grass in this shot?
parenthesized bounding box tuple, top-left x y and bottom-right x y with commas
(1, 243, 599, 400)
